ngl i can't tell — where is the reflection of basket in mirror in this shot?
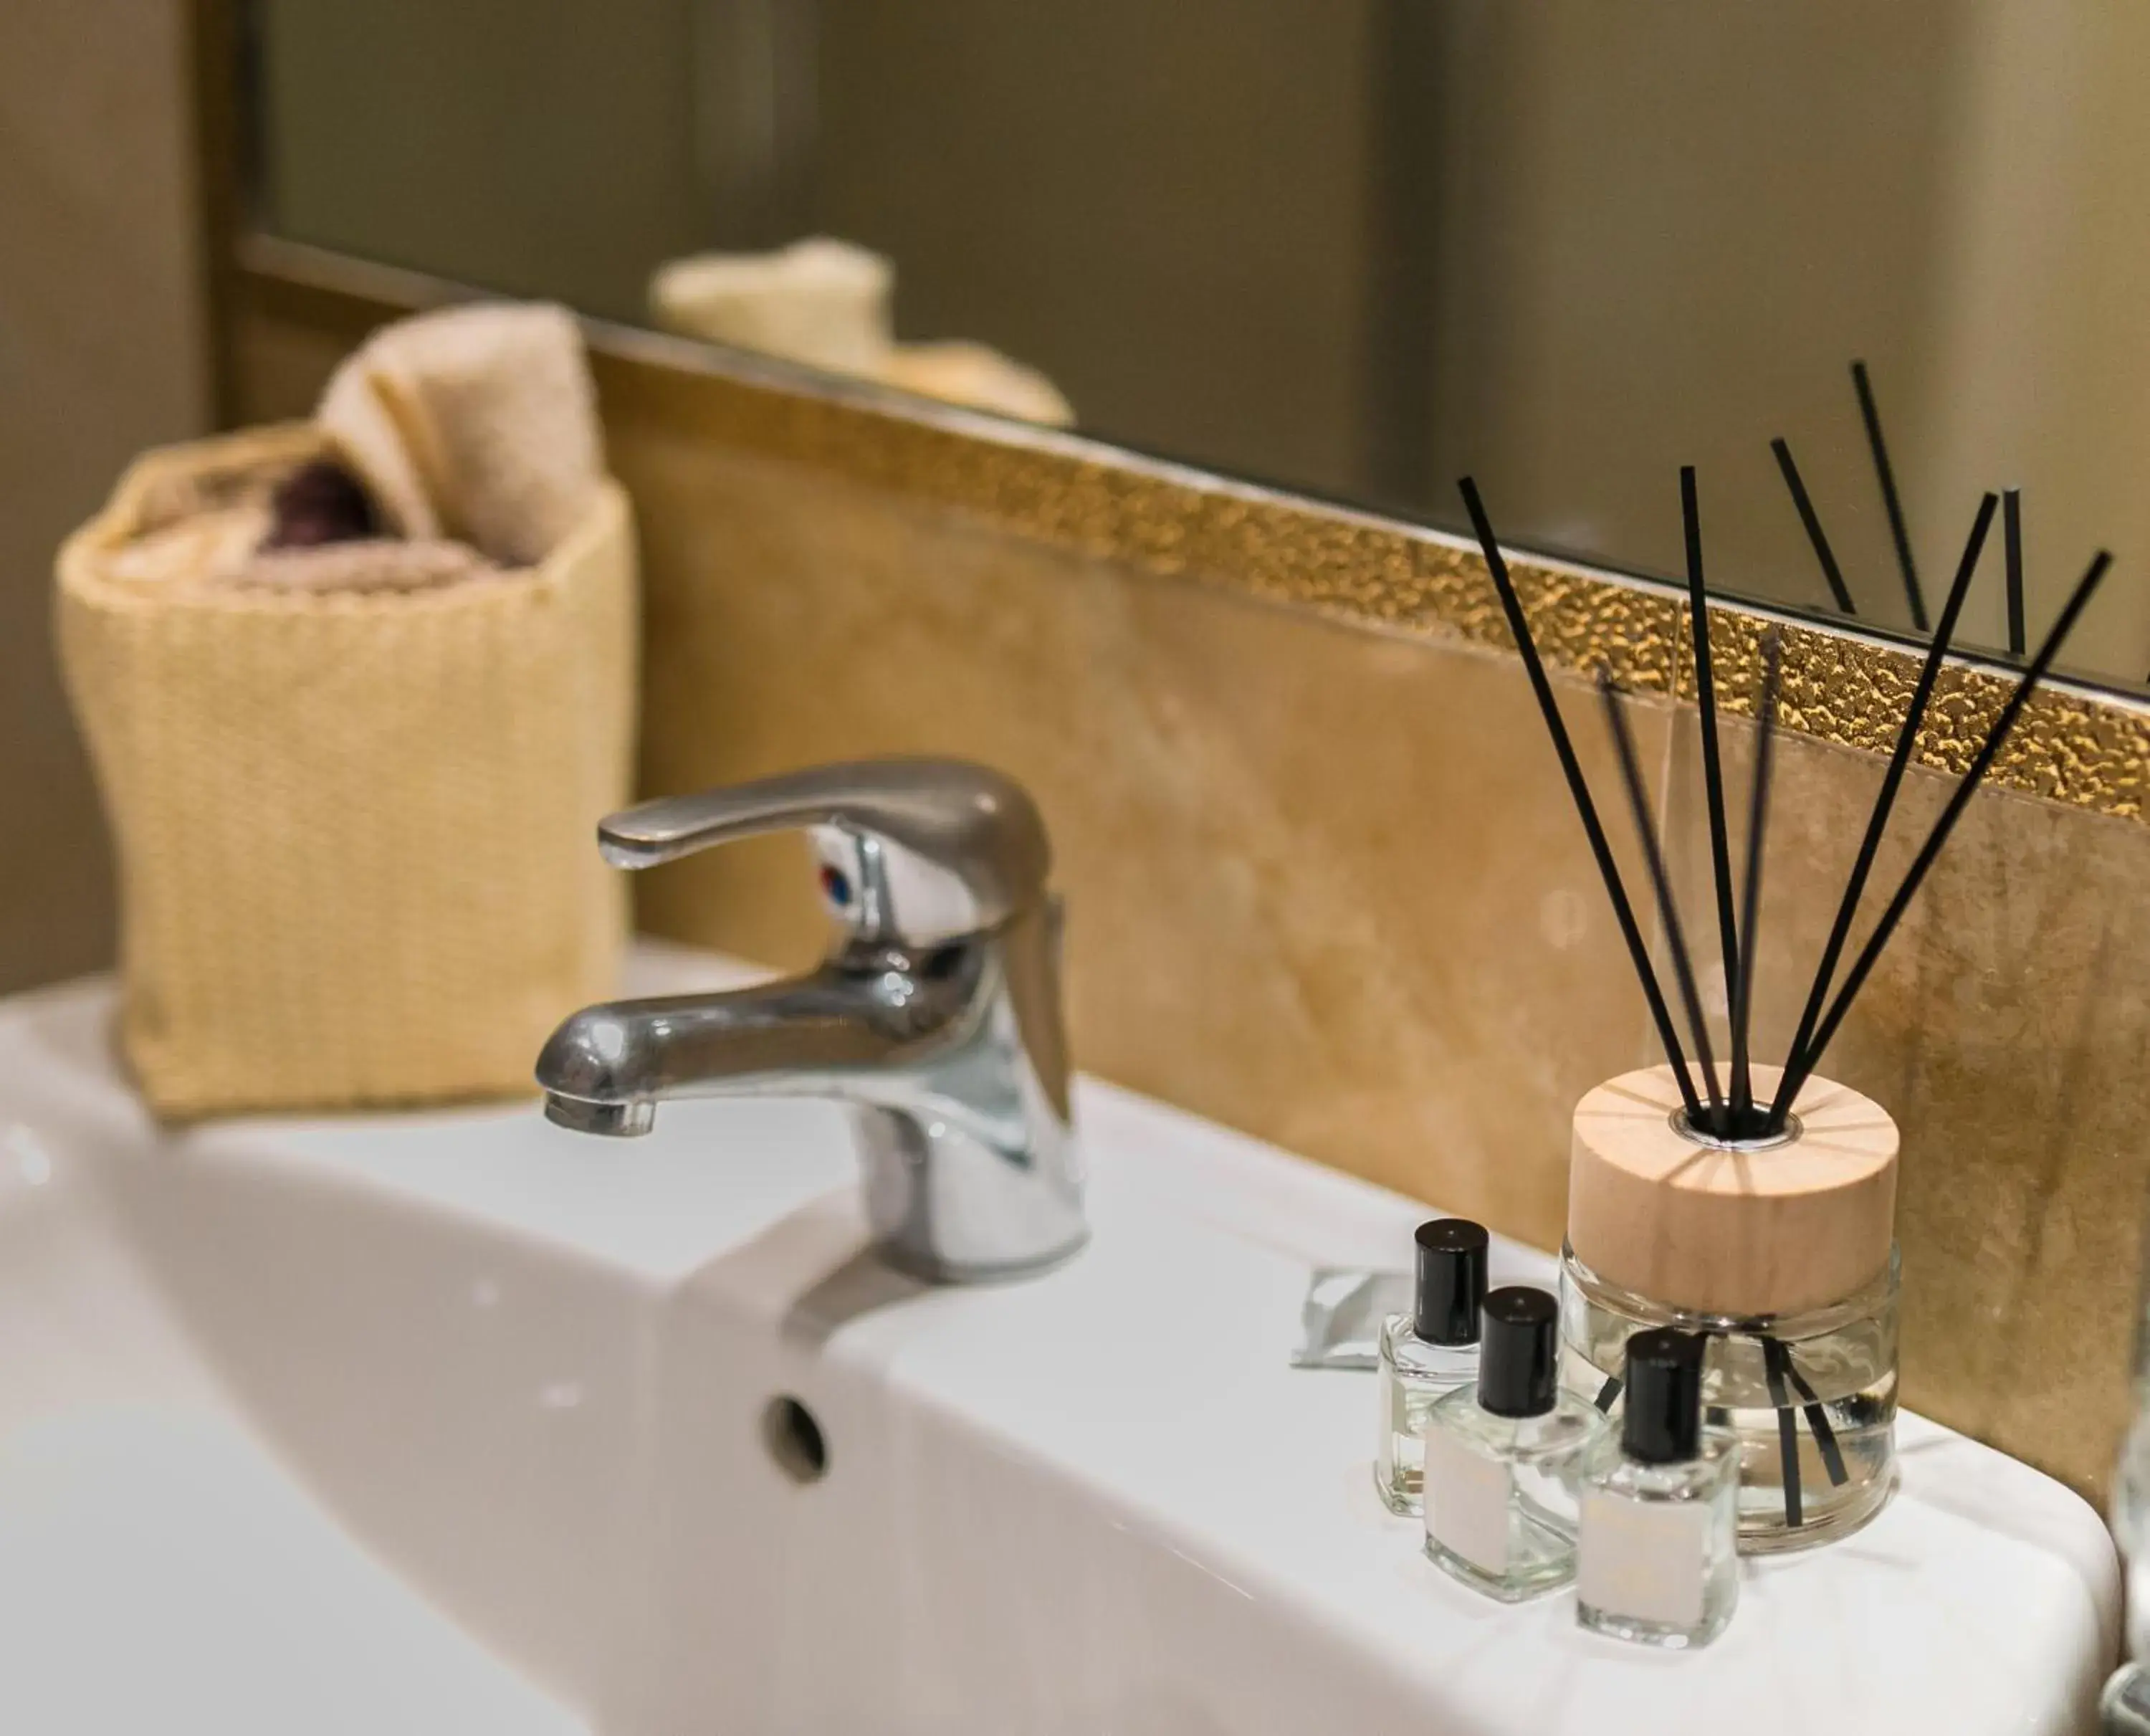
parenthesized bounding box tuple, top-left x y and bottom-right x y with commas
(1560, 1064, 1901, 1552)
(56, 425, 638, 1118)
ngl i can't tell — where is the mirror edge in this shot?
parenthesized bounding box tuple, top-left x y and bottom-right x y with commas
(224, 232, 2150, 831)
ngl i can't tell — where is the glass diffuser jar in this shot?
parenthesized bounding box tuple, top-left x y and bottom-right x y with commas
(1560, 1242, 1898, 1550)
(1562, 1062, 1901, 1553)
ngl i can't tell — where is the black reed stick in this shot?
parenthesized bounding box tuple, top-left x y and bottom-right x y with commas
(1458, 477, 1706, 1123)
(1771, 438, 1857, 616)
(1683, 467, 1743, 1087)
(1852, 360, 1928, 631)
(1727, 631, 1781, 1122)
(2005, 487, 2025, 657)
(1599, 671, 1726, 1134)
(1761, 1337, 1805, 1529)
(1765, 493, 1998, 1130)
(1782, 547, 2112, 1102)
(1783, 1352, 1850, 1488)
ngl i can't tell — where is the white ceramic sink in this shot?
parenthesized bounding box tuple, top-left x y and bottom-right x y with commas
(0, 943, 2120, 1733)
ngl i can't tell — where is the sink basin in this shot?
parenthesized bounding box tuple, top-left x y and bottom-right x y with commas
(0, 943, 2119, 1733)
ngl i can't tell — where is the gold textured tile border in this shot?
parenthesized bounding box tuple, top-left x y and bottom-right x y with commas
(237, 237, 2150, 821)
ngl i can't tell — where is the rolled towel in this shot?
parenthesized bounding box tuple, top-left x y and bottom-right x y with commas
(317, 302, 603, 566)
(648, 237, 894, 373)
(102, 498, 489, 595)
(234, 540, 494, 594)
(103, 505, 272, 587)
(97, 301, 606, 597)
(266, 459, 382, 548)
(317, 352, 441, 541)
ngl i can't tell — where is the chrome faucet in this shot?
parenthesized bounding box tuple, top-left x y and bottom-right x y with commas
(535, 759, 1086, 1282)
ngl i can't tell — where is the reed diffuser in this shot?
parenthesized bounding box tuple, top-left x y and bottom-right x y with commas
(1458, 366, 2110, 1550)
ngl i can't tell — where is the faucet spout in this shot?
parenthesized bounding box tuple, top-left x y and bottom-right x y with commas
(535, 917, 1084, 1281)
(534, 759, 1085, 1283)
(538, 948, 978, 1130)
(542, 1092, 656, 1137)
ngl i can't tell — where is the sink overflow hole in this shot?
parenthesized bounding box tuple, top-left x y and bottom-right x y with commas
(763, 1395, 828, 1484)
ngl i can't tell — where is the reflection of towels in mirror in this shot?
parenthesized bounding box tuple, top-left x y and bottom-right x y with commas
(879, 342, 1074, 429)
(649, 236, 1074, 427)
(649, 237, 894, 373)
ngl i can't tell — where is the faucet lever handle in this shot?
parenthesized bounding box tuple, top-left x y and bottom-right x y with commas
(597, 758, 1051, 943)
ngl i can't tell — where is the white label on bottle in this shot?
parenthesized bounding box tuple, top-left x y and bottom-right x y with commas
(1577, 1492, 1707, 1628)
(1424, 1431, 1511, 1574)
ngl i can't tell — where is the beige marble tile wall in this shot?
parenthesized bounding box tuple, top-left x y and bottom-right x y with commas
(230, 280, 2150, 1498)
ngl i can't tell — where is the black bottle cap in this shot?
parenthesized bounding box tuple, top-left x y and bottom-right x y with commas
(1476, 1286, 1559, 1418)
(1620, 1328, 1706, 1464)
(1413, 1218, 1489, 1345)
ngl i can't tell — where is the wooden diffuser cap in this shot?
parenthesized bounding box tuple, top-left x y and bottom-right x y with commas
(1567, 1064, 1898, 1319)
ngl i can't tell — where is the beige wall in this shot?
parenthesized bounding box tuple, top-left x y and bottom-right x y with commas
(0, 0, 208, 994)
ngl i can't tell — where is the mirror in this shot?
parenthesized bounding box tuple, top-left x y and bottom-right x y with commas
(244, 1, 2150, 692)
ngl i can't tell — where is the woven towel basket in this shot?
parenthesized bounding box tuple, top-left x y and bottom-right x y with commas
(56, 424, 638, 1117)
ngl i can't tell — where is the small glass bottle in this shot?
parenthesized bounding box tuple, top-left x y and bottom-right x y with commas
(1375, 1218, 1489, 1515)
(1423, 1286, 1606, 1602)
(1577, 1327, 1739, 1649)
